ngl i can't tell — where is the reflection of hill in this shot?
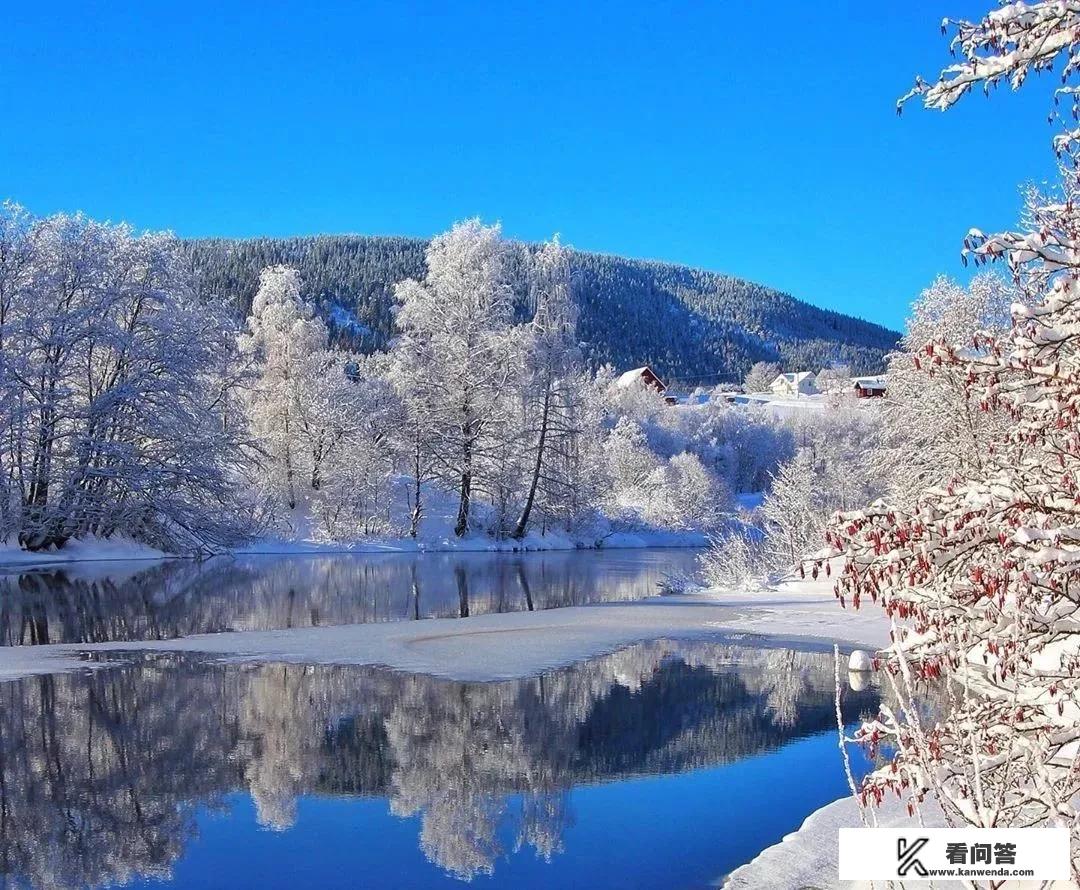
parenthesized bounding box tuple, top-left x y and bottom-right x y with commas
(0, 642, 876, 887)
(0, 550, 697, 645)
(573, 659, 846, 778)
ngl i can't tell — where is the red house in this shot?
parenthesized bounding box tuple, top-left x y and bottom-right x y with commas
(853, 377, 887, 398)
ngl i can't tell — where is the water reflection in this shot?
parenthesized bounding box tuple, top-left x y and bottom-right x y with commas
(0, 642, 877, 888)
(0, 549, 701, 646)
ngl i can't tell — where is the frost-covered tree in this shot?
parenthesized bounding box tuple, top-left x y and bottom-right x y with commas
(651, 452, 726, 530)
(815, 364, 851, 396)
(384, 350, 439, 538)
(830, 5, 1080, 870)
(392, 220, 517, 537)
(881, 273, 1016, 507)
(241, 266, 391, 537)
(0, 205, 250, 552)
(308, 356, 397, 540)
(602, 417, 663, 519)
(512, 237, 591, 538)
(743, 361, 780, 394)
(239, 265, 329, 511)
(701, 409, 881, 586)
(761, 452, 822, 570)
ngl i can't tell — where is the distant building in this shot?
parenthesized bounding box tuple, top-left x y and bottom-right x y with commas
(770, 371, 817, 398)
(616, 366, 667, 395)
(853, 376, 887, 398)
(615, 366, 679, 404)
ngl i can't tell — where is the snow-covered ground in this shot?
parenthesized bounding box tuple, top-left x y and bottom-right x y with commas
(727, 392, 830, 416)
(0, 535, 166, 567)
(0, 526, 707, 569)
(724, 794, 1074, 890)
(238, 526, 708, 557)
(724, 797, 949, 889)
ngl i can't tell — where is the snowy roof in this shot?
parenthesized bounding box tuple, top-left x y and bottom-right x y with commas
(615, 366, 664, 389)
(772, 371, 815, 385)
(853, 376, 887, 390)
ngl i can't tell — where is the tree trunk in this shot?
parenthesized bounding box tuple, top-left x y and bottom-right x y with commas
(513, 385, 552, 540)
(310, 443, 322, 491)
(410, 438, 423, 538)
(283, 413, 297, 510)
(454, 427, 474, 538)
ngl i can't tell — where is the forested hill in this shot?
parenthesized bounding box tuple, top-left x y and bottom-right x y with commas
(186, 235, 900, 380)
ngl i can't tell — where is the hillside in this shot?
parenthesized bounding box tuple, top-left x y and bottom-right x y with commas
(186, 235, 900, 381)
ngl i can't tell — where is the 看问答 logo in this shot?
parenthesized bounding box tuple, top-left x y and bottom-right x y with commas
(896, 838, 929, 877)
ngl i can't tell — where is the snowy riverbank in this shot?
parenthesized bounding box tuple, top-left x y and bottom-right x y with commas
(723, 797, 949, 889)
(0, 527, 709, 569)
(237, 526, 709, 556)
(0, 535, 168, 568)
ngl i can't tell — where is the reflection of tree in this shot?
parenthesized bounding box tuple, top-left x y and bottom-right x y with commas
(239, 664, 320, 831)
(0, 642, 877, 888)
(0, 549, 702, 646)
(0, 663, 236, 890)
(382, 676, 573, 879)
(517, 792, 570, 861)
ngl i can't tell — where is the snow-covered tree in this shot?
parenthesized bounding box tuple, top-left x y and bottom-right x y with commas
(831, 6, 1080, 870)
(743, 361, 780, 394)
(391, 220, 517, 537)
(701, 409, 881, 586)
(602, 417, 663, 520)
(651, 452, 726, 530)
(308, 356, 397, 540)
(239, 265, 329, 511)
(0, 205, 250, 552)
(512, 237, 593, 538)
(815, 364, 852, 396)
(384, 351, 439, 538)
(881, 273, 1016, 508)
(761, 452, 822, 570)
(241, 266, 391, 537)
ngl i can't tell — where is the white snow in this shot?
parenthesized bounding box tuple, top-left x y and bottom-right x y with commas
(0, 523, 707, 569)
(0, 535, 166, 568)
(729, 392, 830, 415)
(847, 649, 873, 671)
(238, 526, 708, 557)
(724, 793, 1075, 890)
(723, 797, 948, 890)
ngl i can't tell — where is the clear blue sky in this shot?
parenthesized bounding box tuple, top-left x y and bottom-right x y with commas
(0, 1, 1059, 331)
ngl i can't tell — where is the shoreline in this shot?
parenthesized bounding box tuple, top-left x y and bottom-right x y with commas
(0, 530, 709, 571)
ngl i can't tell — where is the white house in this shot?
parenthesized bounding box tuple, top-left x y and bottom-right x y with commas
(770, 371, 817, 398)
